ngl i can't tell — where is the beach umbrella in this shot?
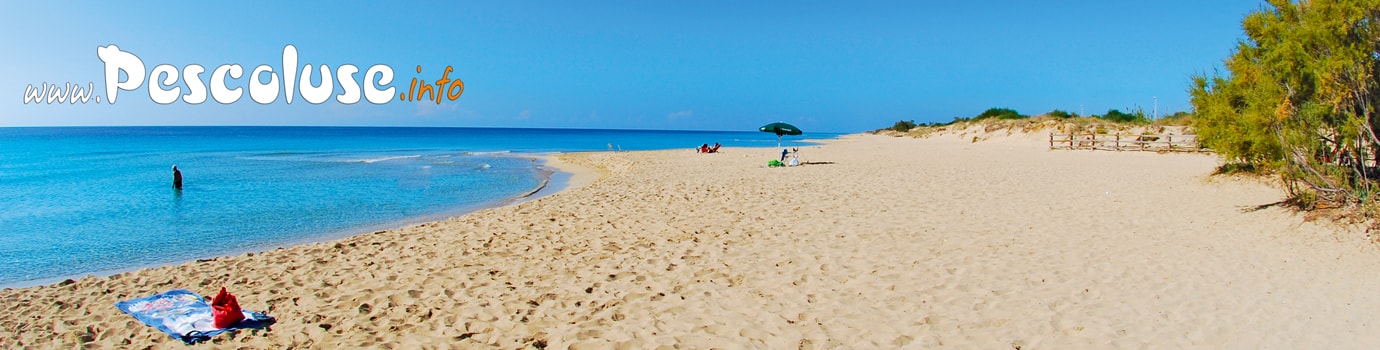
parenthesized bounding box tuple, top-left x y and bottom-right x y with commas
(759, 122, 803, 148)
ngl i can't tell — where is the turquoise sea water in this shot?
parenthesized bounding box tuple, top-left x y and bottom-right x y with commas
(0, 126, 830, 287)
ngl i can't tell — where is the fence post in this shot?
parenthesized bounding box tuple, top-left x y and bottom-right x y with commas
(1168, 135, 1174, 152)
(1049, 133, 1053, 149)
(1115, 134, 1121, 151)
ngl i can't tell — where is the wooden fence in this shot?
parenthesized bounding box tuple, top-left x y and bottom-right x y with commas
(1049, 133, 1205, 152)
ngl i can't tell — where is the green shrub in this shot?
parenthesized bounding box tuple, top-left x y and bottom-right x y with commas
(1047, 109, 1073, 119)
(891, 120, 918, 132)
(1155, 111, 1193, 126)
(974, 107, 1028, 120)
(1097, 109, 1146, 123)
(1213, 162, 1261, 175)
(1189, 0, 1380, 206)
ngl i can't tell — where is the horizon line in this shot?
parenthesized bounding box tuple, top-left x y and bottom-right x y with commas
(0, 124, 849, 135)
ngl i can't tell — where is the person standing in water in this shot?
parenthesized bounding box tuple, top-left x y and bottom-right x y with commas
(172, 165, 183, 190)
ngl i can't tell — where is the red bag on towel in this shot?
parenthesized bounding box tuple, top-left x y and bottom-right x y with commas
(211, 287, 245, 329)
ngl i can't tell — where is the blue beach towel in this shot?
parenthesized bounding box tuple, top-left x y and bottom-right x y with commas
(115, 289, 275, 344)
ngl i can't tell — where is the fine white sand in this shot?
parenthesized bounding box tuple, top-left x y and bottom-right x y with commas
(5, 132, 1380, 349)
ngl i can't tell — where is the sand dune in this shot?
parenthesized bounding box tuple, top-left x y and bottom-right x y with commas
(5, 133, 1380, 348)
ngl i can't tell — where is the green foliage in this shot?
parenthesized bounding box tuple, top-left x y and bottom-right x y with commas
(1047, 109, 1073, 119)
(1190, 69, 1282, 166)
(1213, 162, 1261, 175)
(915, 117, 970, 127)
(1097, 109, 1147, 123)
(1155, 111, 1194, 126)
(974, 107, 1028, 120)
(891, 120, 918, 132)
(1189, 0, 1380, 206)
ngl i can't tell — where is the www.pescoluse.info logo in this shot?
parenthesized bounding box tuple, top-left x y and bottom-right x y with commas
(22, 44, 463, 106)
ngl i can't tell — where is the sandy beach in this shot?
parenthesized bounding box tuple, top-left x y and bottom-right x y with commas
(6, 132, 1380, 349)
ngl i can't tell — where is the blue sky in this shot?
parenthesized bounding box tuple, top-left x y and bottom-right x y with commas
(1, 1, 1262, 132)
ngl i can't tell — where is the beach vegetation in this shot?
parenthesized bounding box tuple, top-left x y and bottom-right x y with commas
(1047, 109, 1074, 119)
(891, 120, 919, 132)
(974, 107, 1029, 120)
(943, 117, 972, 125)
(1157, 111, 1194, 126)
(1213, 162, 1264, 176)
(872, 111, 1195, 139)
(1189, 0, 1380, 209)
(1094, 109, 1148, 123)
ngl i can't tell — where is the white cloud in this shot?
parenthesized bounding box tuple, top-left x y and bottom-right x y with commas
(666, 109, 693, 120)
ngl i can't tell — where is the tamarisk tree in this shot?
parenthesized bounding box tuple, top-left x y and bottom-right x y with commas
(1191, 0, 1380, 206)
